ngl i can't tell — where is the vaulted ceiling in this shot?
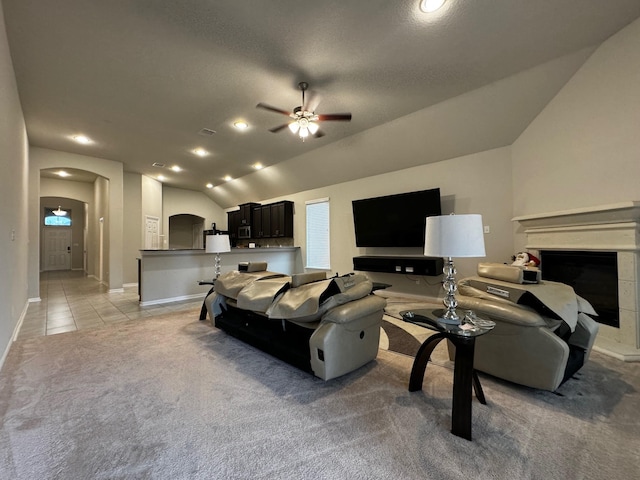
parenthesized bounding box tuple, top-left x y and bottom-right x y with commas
(4, 0, 640, 207)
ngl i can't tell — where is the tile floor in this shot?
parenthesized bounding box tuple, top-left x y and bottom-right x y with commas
(17, 270, 202, 340)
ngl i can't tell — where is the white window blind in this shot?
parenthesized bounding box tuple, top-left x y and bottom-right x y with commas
(306, 198, 330, 269)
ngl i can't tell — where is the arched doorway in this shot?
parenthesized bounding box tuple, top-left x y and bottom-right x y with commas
(168, 214, 205, 249)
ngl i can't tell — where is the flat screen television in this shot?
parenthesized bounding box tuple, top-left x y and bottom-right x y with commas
(352, 188, 441, 247)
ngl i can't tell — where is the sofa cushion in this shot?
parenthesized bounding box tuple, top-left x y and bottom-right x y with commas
(238, 261, 269, 272)
(265, 274, 373, 322)
(215, 270, 287, 300)
(477, 262, 541, 284)
(237, 277, 291, 313)
(291, 271, 327, 288)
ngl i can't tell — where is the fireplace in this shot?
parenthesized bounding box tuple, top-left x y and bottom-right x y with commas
(513, 202, 640, 361)
(540, 250, 619, 328)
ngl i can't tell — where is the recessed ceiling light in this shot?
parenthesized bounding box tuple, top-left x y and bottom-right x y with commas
(56, 170, 71, 178)
(72, 135, 93, 145)
(420, 0, 445, 13)
(170, 165, 182, 172)
(192, 148, 209, 157)
(224, 175, 233, 182)
(253, 163, 263, 170)
(157, 175, 166, 182)
(206, 183, 214, 189)
(234, 121, 249, 130)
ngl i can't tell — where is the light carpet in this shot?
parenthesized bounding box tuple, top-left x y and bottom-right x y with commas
(1, 309, 639, 479)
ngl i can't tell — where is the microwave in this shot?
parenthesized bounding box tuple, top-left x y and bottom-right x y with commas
(238, 225, 251, 239)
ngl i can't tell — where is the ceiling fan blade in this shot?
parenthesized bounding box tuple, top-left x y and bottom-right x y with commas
(317, 113, 352, 122)
(256, 103, 292, 116)
(303, 90, 322, 113)
(269, 123, 290, 133)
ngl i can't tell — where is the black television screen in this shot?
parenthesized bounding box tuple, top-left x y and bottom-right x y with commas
(352, 188, 441, 247)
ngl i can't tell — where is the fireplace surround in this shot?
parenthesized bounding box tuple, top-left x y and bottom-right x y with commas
(514, 202, 640, 362)
(540, 250, 619, 328)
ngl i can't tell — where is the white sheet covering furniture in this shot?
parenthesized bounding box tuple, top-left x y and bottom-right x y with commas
(205, 268, 386, 380)
(453, 269, 599, 391)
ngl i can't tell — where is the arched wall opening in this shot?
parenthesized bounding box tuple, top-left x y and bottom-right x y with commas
(28, 148, 124, 299)
(168, 214, 205, 249)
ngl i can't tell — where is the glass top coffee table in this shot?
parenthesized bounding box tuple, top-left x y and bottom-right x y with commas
(400, 308, 495, 441)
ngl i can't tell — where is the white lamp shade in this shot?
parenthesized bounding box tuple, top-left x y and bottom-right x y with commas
(424, 214, 486, 258)
(205, 234, 231, 254)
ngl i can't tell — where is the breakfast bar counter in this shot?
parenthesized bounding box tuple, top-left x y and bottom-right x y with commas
(138, 247, 302, 306)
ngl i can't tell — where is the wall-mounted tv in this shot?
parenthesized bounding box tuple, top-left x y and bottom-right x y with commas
(352, 188, 441, 247)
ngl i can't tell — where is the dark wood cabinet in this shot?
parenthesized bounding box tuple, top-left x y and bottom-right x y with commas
(252, 204, 271, 238)
(238, 202, 259, 226)
(252, 202, 293, 239)
(270, 201, 293, 237)
(227, 210, 240, 245)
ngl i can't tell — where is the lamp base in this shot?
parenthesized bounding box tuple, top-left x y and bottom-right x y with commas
(432, 309, 462, 325)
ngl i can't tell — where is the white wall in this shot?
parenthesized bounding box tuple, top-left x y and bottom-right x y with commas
(253, 146, 514, 297)
(123, 172, 142, 284)
(512, 18, 640, 228)
(162, 186, 226, 246)
(0, 2, 29, 367)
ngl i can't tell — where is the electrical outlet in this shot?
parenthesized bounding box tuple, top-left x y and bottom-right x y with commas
(483, 225, 491, 234)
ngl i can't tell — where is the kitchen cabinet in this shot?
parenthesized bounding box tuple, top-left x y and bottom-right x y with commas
(227, 210, 240, 245)
(238, 202, 259, 226)
(252, 204, 271, 238)
(249, 201, 294, 238)
(269, 201, 293, 238)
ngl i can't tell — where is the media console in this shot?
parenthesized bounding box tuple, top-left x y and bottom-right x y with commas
(353, 256, 444, 276)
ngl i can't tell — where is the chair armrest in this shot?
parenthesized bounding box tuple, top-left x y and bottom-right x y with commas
(456, 295, 549, 328)
(321, 295, 386, 325)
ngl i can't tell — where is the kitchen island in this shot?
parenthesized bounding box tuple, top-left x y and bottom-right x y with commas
(138, 247, 302, 306)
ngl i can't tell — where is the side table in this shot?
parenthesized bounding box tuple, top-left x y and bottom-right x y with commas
(400, 308, 495, 441)
(198, 279, 216, 320)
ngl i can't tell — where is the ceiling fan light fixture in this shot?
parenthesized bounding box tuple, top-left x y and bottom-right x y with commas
(288, 122, 300, 134)
(307, 122, 319, 135)
(420, 0, 446, 13)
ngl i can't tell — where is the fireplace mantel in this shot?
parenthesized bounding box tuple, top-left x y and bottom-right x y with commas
(513, 202, 640, 361)
(513, 201, 640, 230)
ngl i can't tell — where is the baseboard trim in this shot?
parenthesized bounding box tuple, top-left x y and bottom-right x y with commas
(108, 288, 125, 294)
(122, 283, 138, 288)
(140, 293, 203, 307)
(593, 344, 640, 362)
(0, 300, 29, 373)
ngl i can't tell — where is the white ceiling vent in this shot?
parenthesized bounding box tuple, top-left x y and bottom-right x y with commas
(198, 128, 216, 136)
(152, 162, 165, 168)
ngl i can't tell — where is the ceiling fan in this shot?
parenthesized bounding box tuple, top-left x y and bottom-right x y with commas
(256, 82, 352, 140)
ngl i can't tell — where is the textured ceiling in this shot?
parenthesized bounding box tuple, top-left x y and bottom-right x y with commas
(4, 0, 640, 205)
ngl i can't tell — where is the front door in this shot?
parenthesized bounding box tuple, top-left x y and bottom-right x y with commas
(43, 228, 72, 271)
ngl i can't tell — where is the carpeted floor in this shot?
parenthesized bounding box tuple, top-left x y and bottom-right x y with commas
(1, 309, 639, 479)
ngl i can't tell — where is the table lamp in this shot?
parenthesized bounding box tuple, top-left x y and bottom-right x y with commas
(205, 234, 231, 278)
(424, 214, 486, 324)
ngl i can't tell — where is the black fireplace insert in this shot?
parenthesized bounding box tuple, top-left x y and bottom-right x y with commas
(540, 250, 619, 328)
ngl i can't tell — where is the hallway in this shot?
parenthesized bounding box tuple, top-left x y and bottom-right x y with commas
(17, 271, 201, 339)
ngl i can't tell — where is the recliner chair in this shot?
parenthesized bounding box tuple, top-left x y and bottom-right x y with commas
(450, 266, 599, 392)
